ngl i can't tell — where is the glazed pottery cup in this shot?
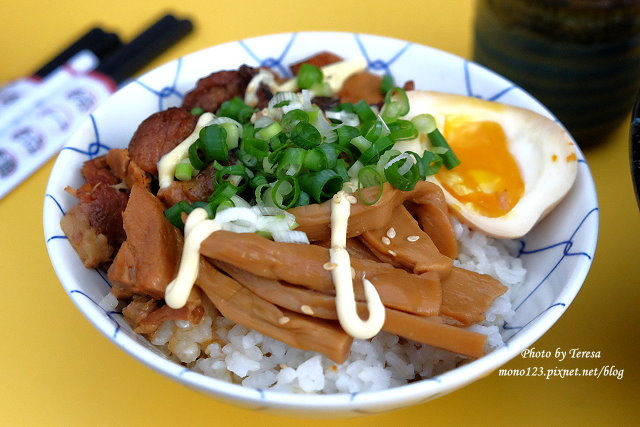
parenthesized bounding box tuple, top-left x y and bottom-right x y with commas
(473, 0, 640, 146)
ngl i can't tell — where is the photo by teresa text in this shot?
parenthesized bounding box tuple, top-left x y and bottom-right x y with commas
(497, 347, 624, 380)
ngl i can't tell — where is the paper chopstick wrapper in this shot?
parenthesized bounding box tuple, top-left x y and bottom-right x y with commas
(0, 28, 121, 117)
(0, 68, 115, 198)
(0, 14, 192, 199)
(0, 50, 101, 133)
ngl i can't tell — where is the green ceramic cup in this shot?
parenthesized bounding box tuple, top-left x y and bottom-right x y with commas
(473, 0, 640, 146)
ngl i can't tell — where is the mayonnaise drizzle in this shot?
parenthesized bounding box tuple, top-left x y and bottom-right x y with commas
(244, 69, 278, 107)
(157, 112, 215, 189)
(329, 191, 386, 339)
(165, 208, 220, 308)
(165, 192, 386, 340)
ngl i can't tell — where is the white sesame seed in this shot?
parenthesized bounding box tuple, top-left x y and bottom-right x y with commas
(407, 235, 420, 242)
(381, 236, 391, 245)
(386, 227, 396, 239)
(387, 249, 397, 256)
(278, 316, 290, 325)
(351, 267, 356, 279)
(323, 262, 337, 271)
(300, 305, 314, 315)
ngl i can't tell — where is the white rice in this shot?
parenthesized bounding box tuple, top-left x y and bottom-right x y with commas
(145, 219, 526, 393)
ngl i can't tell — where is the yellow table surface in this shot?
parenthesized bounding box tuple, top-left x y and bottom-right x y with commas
(1, 0, 638, 425)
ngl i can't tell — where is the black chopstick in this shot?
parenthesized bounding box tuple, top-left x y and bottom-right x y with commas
(34, 27, 122, 78)
(95, 13, 193, 84)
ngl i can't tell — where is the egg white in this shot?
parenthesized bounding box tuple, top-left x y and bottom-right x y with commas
(396, 90, 578, 239)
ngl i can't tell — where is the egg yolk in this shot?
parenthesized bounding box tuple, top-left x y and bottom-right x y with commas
(436, 119, 524, 217)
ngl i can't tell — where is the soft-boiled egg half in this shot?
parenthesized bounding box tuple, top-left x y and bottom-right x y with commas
(395, 90, 578, 239)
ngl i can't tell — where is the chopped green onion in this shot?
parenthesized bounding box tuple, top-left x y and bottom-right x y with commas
(208, 181, 238, 202)
(350, 135, 372, 154)
(326, 110, 359, 126)
(250, 174, 269, 189)
(353, 100, 377, 123)
(277, 147, 306, 176)
(388, 119, 418, 141)
(431, 146, 449, 155)
(338, 102, 355, 113)
(175, 162, 195, 181)
(310, 81, 332, 96)
(280, 109, 309, 131)
(364, 116, 389, 142)
(302, 148, 327, 172)
(347, 159, 364, 180)
(255, 121, 283, 140)
(174, 71, 455, 210)
(296, 191, 311, 207)
(190, 107, 205, 116)
(208, 182, 238, 212)
(243, 137, 270, 159)
(217, 97, 255, 123)
(188, 140, 207, 170)
(216, 199, 235, 212)
(215, 164, 249, 191)
(313, 143, 338, 169)
(266, 152, 283, 169)
(380, 74, 395, 94)
(336, 125, 361, 146)
(298, 169, 343, 203)
(413, 150, 443, 176)
(262, 185, 283, 208)
(334, 158, 350, 182)
(262, 155, 277, 174)
(236, 148, 258, 168)
(164, 201, 194, 229)
(359, 135, 394, 165)
(357, 166, 384, 205)
(291, 121, 321, 149)
(272, 176, 300, 209)
(381, 87, 410, 123)
(306, 108, 319, 123)
(411, 114, 437, 134)
(267, 140, 291, 165)
(269, 91, 299, 109)
(199, 125, 228, 162)
(427, 128, 461, 169)
(384, 155, 420, 191)
(375, 149, 402, 177)
(242, 122, 256, 139)
(192, 200, 215, 218)
(219, 122, 240, 149)
(254, 183, 271, 206)
(269, 134, 287, 152)
(358, 165, 384, 188)
(297, 63, 323, 90)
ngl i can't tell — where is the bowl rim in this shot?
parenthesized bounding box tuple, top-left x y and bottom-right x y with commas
(43, 30, 599, 414)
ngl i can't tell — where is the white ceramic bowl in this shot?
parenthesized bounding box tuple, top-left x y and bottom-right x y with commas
(43, 32, 599, 416)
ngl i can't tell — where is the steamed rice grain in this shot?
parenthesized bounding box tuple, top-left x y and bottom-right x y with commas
(145, 220, 525, 393)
